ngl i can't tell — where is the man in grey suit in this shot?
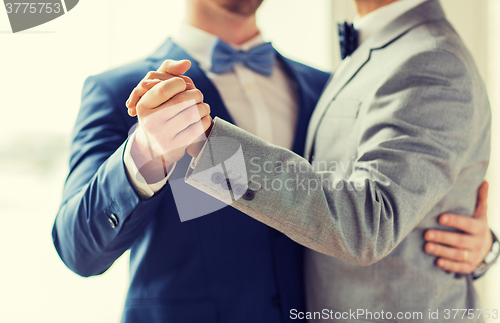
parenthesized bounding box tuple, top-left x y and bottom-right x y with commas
(127, 0, 498, 321)
(168, 0, 495, 321)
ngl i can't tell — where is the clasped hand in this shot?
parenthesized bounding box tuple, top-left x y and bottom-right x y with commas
(125, 59, 213, 183)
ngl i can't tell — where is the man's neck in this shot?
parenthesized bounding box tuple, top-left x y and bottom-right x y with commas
(354, 0, 401, 17)
(185, 0, 260, 45)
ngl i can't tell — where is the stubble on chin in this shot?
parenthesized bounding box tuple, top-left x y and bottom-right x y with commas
(219, 0, 264, 16)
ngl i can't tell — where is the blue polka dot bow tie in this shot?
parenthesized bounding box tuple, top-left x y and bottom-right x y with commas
(338, 22, 359, 60)
(210, 39, 277, 76)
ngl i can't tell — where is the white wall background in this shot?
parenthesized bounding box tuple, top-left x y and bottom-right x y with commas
(0, 0, 498, 322)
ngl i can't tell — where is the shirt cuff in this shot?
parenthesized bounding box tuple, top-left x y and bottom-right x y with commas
(124, 130, 176, 200)
(472, 230, 500, 279)
(190, 134, 211, 169)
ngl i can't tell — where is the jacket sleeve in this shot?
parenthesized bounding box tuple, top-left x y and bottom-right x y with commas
(185, 50, 490, 266)
(52, 76, 164, 277)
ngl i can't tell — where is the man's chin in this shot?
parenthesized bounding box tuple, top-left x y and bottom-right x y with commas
(219, 0, 264, 16)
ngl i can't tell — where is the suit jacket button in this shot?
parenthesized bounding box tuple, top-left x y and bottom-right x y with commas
(233, 184, 247, 195)
(242, 189, 255, 201)
(108, 213, 119, 228)
(221, 179, 232, 190)
(212, 172, 225, 184)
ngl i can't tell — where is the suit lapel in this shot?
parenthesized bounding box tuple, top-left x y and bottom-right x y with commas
(147, 38, 235, 125)
(304, 0, 447, 158)
(304, 41, 372, 160)
(277, 55, 317, 156)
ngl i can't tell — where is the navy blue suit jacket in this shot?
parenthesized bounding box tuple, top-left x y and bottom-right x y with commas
(52, 39, 330, 323)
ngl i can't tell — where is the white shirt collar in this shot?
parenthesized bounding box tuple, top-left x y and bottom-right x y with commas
(354, 0, 430, 45)
(172, 22, 266, 71)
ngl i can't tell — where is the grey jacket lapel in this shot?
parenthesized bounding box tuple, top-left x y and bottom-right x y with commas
(304, 43, 372, 160)
(305, 0, 448, 159)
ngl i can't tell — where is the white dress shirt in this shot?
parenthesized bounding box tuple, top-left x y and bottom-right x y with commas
(124, 23, 298, 199)
(354, 0, 430, 44)
(335, 0, 430, 76)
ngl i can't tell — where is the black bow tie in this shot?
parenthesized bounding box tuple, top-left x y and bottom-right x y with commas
(338, 22, 359, 60)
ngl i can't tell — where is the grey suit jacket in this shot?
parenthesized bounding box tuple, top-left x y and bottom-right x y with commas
(185, 0, 491, 321)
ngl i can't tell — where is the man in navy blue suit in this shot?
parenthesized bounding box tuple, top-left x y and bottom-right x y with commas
(53, 0, 496, 322)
